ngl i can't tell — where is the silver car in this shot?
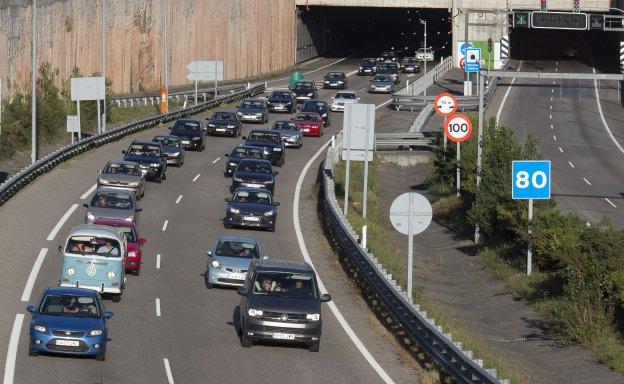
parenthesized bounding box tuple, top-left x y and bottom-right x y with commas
(270, 120, 303, 148)
(84, 188, 141, 225)
(330, 91, 360, 112)
(369, 75, 395, 94)
(204, 235, 267, 288)
(97, 160, 144, 200)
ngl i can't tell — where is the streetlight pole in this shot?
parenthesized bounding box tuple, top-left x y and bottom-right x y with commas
(31, 0, 37, 165)
(163, 0, 168, 99)
(102, 0, 106, 133)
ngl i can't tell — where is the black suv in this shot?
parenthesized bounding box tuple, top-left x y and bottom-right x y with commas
(206, 111, 242, 137)
(243, 130, 285, 167)
(236, 260, 332, 352)
(357, 58, 377, 76)
(291, 81, 318, 103)
(322, 72, 347, 89)
(376, 62, 401, 84)
(266, 90, 296, 113)
(122, 140, 167, 182)
(230, 159, 278, 194)
(170, 119, 206, 151)
(224, 145, 267, 177)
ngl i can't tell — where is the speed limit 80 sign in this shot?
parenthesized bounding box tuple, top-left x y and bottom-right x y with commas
(444, 114, 473, 143)
(512, 160, 551, 199)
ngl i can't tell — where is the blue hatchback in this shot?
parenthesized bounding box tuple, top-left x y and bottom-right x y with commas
(27, 286, 113, 360)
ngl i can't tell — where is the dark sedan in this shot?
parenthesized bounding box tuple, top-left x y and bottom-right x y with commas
(206, 111, 242, 137)
(224, 145, 267, 177)
(291, 81, 318, 102)
(358, 58, 377, 76)
(170, 119, 206, 151)
(243, 130, 285, 167)
(300, 100, 331, 127)
(224, 188, 279, 232)
(230, 159, 278, 194)
(266, 90, 296, 113)
(152, 135, 185, 167)
(237, 99, 269, 124)
(122, 140, 167, 182)
(322, 72, 347, 89)
(376, 62, 401, 84)
(401, 57, 420, 73)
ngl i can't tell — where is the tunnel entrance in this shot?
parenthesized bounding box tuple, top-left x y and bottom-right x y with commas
(296, 6, 452, 63)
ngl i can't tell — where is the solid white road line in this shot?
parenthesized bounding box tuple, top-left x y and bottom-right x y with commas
(569, 161, 575, 168)
(21, 248, 49, 302)
(79, 184, 97, 200)
(46, 204, 79, 241)
(553, 135, 557, 141)
(496, 62, 522, 124)
(591, 69, 624, 155)
(155, 298, 161, 317)
(558, 147, 563, 153)
(293, 142, 395, 384)
(582, 178, 592, 186)
(605, 198, 618, 208)
(162, 220, 169, 231)
(192, 174, 201, 182)
(175, 195, 183, 204)
(163, 358, 174, 384)
(212, 157, 221, 164)
(3, 314, 24, 384)
(375, 99, 393, 110)
(156, 254, 161, 269)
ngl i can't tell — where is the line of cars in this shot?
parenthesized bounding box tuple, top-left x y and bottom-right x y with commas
(358, 53, 429, 94)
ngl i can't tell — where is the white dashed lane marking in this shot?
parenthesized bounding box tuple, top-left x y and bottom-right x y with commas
(192, 174, 201, 182)
(568, 161, 575, 168)
(163, 358, 175, 384)
(558, 147, 563, 153)
(212, 157, 221, 164)
(155, 298, 162, 317)
(162, 220, 169, 231)
(175, 195, 183, 204)
(605, 198, 618, 208)
(156, 253, 161, 269)
(582, 178, 592, 186)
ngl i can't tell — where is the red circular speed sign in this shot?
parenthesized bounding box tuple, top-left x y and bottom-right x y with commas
(444, 114, 473, 143)
(434, 92, 458, 116)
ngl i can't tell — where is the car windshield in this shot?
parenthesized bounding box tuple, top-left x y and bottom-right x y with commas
(248, 132, 280, 142)
(153, 137, 180, 147)
(294, 83, 312, 90)
(404, 57, 417, 64)
(211, 112, 234, 121)
(172, 121, 200, 131)
(361, 59, 375, 65)
(295, 113, 320, 122)
(237, 161, 272, 174)
(335, 93, 356, 100)
(270, 92, 291, 99)
(326, 74, 343, 79)
(232, 147, 264, 159)
(377, 63, 397, 71)
(103, 163, 140, 176)
(253, 272, 318, 299)
(91, 192, 133, 210)
(127, 144, 160, 156)
(39, 294, 101, 318)
(302, 102, 325, 111)
(241, 101, 263, 109)
(272, 121, 298, 131)
(232, 190, 273, 204)
(215, 240, 258, 259)
(373, 75, 392, 82)
(65, 235, 122, 257)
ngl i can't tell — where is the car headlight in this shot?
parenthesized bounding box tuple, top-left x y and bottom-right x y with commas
(255, 113, 263, 117)
(273, 147, 282, 151)
(307, 92, 314, 96)
(265, 179, 274, 184)
(192, 136, 200, 140)
(150, 163, 160, 167)
(263, 149, 270, 155)
(248, 308, 263, 317)
(337, 81, 343, 84)
(264, 210, 275, 216)
(229, 207, 240, 214)
(171, 152, 179, 156)
(211, 260, 221, 268)
(107, 271, 116, 279)
(124, 215, 133, 222)
(208, 124, 216, 127)
(98, 178, 109, 185)
(227, 125, 235, 128)
(34, 325, 47, 333)
(127, 181, 139, 187)
(358, 66, 363, 70)
(237, 112, 243, 116)
(306, 313, 320, 321)
(229, 162, 237, 166)
(86, 212, 95, 221)
(67, 267, 76, 276)
(89, 329, 103, 336)
(128, 251, 137, 257)
(233, 176, 242, 182)
(324, 81, 329, 84)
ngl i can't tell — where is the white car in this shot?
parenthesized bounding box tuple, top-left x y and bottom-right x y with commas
(416, 48, 434, 62)
(330, 91, 360, 112)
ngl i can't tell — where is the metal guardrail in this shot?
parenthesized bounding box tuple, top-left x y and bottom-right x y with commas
(374, 131, 437, 150)
(112, 83, 250, 108)
(0, 83, 266, 207)
(321, 142, 508, 384)
(409, 103, 435, 132)
(396, 56, 454, 98)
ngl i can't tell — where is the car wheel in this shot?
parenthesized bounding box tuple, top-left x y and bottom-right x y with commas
(28, 345, 39, 357)
(309, 341, 320, 352)
(278, 155, 285, 167)
(141, 188, 145, 198)
(162, 171, 167, 181)
(96, 351, 106, 361)
(224, 220, 232, 229)
(154, 176, 162, 184)
(133, 268, 140, 277)
(199, 144, 204, 152)
(241, 333, 252, 348)
(205, 273, 213, 289)
(112, 294, 121, 303)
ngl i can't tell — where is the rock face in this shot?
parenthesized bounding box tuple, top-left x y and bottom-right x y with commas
(0, 0, 296, 96)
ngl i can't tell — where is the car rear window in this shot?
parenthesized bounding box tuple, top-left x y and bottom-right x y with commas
(153, 136, 180, 148)
(272, 121, 298, 131)
(295, 113, 320, 121)
(237, 161, 272, 174)
(232, 147, 264, 159)
(232, 190, 273, 204)
(241, 101, 264, 109)
(128, 144, 160, 156)
(335, 93, 356, 99)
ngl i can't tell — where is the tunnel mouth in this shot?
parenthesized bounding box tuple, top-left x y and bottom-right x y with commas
(296, 6, 452, 62)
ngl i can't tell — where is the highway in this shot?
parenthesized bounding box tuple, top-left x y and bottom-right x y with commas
(0, 56, 419, 384)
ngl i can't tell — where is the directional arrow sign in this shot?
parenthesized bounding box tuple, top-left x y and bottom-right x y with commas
(186, 72, 215, 81)
(186, 60, 224, 81)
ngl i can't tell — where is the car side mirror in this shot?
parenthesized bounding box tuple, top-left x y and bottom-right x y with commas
(121, 150, 127, 154)
(357, 98, 361, 101)
(274, 202, 280, 206)
(205, 250, 213, 256)
(135, 208, 142, 212)
(27, 306, 36, 314)
(225, 198, 231, 202)
(97, 169, 102, 174)
(237, 287, 248, 296)
(236, 105, 240, 108)
(273, 171, 279, 175)
(262, 255, 269, 260)
(58, 245, 63, 252)
(82, 203, 89, 208)
(321, 293, 332, 302)
(139, 238, 147, 245)
(105, 311, 113, 319)
(224, 153, 229, 157)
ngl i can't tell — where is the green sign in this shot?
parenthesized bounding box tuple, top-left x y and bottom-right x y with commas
(514, 12, 529, 28)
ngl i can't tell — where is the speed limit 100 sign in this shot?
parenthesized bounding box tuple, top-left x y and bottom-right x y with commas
(434, 92, 458, 116)
(444, 114, 473, 143)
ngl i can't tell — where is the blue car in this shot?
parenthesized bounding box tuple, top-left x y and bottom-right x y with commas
(27, 286, 113, 360)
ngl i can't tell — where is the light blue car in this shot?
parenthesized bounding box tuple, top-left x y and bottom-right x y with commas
(204, 235, 267, 288)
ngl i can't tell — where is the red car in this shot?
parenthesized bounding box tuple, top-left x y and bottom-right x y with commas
(292, 112, 324, 137)
(94, 219, 146, 275)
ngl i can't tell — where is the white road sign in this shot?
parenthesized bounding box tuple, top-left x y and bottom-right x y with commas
(389, 192, 432, 236)
(186, 60, 223, 81)
(70, 77, 106, 101)
(434, 92, 458, 116)
(444, 113, 473, 143)
(66, 115, 79, 133)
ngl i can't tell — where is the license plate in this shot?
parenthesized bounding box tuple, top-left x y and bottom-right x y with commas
(55, 339, 80, 347)
(182, 140, 190, 145)
(227, 273, 245, 280)
(272, 333, 295, 340)
(245, 183, 262, 188)
(330, 83, 338, 86)
(244, 216, 260, 222)
(216, 128, 225, 132)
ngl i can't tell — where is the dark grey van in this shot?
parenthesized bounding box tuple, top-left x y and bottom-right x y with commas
(236, 260, 331, 352)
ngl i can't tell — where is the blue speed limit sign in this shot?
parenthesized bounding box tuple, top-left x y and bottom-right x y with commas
(512, 160, 551, 199)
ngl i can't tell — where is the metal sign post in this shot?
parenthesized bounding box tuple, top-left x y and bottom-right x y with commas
(444, 113, 473, 196)
(475, 73, 485, 244)
(187, 61, 224, 102)
(434, 92, 459, 163)
(344, 124, 351, 216)
(363, 122, 370, 218)
(389, 192, 433, 300)
(71, 76, 105, 139)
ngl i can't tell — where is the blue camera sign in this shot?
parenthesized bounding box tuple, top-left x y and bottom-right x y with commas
(512, 160, 551, 200)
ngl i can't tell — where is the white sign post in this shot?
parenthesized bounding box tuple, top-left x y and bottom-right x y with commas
(66, 115, 79, 144)
(71, 77, 106, 138)
(342, 103, 375, 217)
(186, 61, 224, 104)
(389, 192, 433, 300)
(444, 114, 473, 196)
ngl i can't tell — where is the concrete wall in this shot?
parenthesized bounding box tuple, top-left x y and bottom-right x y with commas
(297, 0, 610, 11)
(0, 0, 296, 96)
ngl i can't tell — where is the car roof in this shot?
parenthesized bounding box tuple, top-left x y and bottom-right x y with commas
(175, 119, 201, 123)
(44, 286, 98, 297)
(249, 129, 278, 134)
(93, 218, 137, 229)
(106, 160, 139, 166)
(93, 187, 135, 197)
(217, 235, 258, 244)
(131, 140, 160, 146)
(237, 158, 271, 165)
(69, 224, 124, 239)
(234, 186, 273, 194)
(242, 98, 265, 103)
(154, 134, 179, 140)
(254, 260, 315, 274)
